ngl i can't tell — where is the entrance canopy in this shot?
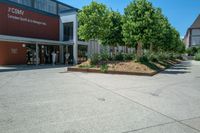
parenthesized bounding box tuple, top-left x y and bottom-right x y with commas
(0, 35, 68, 66)
(0, 35, 67, 45)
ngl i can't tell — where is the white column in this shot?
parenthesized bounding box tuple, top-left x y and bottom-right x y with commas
(36, 43, 39, 66)
(73, 14, 78, 64)
(59, 46, 64, 64)
(59, 18, 64, 41)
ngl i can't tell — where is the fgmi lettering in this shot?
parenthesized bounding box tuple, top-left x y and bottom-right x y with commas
(8, 7, 24, 15)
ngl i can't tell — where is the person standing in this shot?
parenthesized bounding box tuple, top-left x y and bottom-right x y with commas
(65, 52, 70, 65)
(26, 50, 31, 64)
(51, 51, 57, 66)
(45, 50, 49, 64)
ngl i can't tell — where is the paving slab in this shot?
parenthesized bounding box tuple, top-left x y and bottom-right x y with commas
(0, 67, 172, 133)
(0, 61, 200, 133)
(77, 61, 200, 120)
(182, 117, 200, 131)
(127, 122, 199, 133)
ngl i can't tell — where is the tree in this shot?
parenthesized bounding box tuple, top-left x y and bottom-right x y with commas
(78, 1, 110, 41)
(150, 8, 172, 52)
(168, 28, 183, 52)
(79, 0, 184, 57)
(122, 0, 157, 57)
(101, 10, 124, 47)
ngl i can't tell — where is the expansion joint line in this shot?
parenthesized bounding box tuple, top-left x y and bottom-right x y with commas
(73, 73, 200, 133)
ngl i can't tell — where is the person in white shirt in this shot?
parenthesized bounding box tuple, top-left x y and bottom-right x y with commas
(65, 52, 70, 65)
(51, 51, 57, 65)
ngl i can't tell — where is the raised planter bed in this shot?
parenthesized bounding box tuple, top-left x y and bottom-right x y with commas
(66, 60, 182, 76)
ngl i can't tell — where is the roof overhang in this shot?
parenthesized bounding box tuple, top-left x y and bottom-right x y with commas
(64, 40, 89, 46)
(0, 35, 67, 45)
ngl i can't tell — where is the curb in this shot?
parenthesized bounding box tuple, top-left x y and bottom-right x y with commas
(67, 67, 158, 76)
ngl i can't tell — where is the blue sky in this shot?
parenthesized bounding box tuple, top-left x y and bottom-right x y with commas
(60, 0, 200, 37)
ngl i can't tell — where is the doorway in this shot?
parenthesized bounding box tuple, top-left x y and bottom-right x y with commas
(25, 44, 60, 65)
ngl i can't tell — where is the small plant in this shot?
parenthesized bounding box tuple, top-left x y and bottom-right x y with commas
(100, 64, 108, 73)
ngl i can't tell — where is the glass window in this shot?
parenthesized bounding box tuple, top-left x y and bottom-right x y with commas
(58, 4, 71, 13)
(34, 0, 57, 14)
(9, 0, 58, 15)
(35, 0, 46, 11)
(10, 0, 18, 3)
(9, 0, 31, 6)
(192, 29, 200, 36)
(192, 36, 200, 46)
(20, 0, 31, 6)
(47, 0, 57, 14)
(64, 22, 74, 41)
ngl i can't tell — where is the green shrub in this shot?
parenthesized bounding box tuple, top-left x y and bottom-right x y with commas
(194, 52, 200, 61)
(137, 55, 149, 63)
(123, 53, 135, 60)
(146, 52, 159, 62)
(144, 51, 181, 62)
(99, 52, 110, 61)
(114, 53, 124, 61)
(145, 52, 166, 62)
(168, 52, 175, 60)
(114, 53, 135, 61)
(157, 52, 168, 60)
(100, 64, 108, 73)
(90, 54, 100, 65)
(187, 47, 199, 56)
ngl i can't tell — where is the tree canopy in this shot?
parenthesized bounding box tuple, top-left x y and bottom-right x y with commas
(78, 1, 110, 41)
(78, 0, 185, 54)
(122, 0, 156, 48)
(101, 10, 124, 46)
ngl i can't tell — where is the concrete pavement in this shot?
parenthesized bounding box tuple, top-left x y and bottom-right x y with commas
(0, 61, 200, 133)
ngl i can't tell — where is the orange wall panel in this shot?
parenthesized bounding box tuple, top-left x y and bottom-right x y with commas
(0, 41, 26, 65)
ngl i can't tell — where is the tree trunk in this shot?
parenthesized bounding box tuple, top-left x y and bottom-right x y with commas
(136, 41, 143, 58)
(150, 43, 153, 53)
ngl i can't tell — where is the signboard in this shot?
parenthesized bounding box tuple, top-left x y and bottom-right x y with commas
(0, 3, 59, 40)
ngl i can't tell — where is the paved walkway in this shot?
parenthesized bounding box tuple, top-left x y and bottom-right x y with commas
(0, 61, 200, 133)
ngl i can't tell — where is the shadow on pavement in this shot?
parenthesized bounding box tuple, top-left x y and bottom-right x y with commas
(0, 65, 68, 73)
(161, 70, 190, 74)
(169, 67, 189, 70)
(161, 61, 191, 75)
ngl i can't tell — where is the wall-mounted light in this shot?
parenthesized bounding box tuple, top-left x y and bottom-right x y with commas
(22, 44, 26, 48)
(41, 45, 44, 48)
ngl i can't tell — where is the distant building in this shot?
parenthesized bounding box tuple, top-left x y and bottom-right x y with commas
(184, 15, 200, 48)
